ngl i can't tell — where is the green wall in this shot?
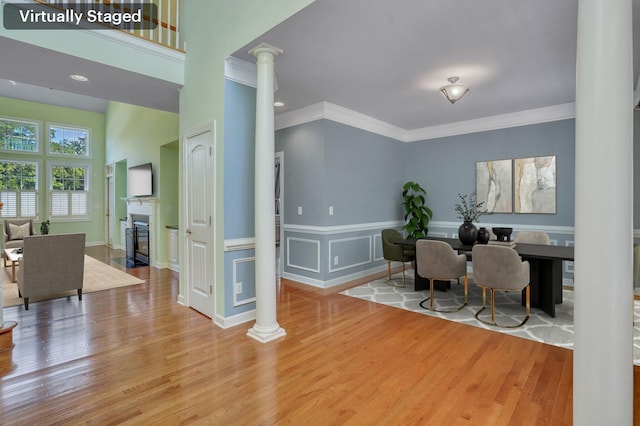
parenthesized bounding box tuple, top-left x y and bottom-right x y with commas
(0, 96, 106, 244)
(179, 0, 315, 315)
(105, 101, 179, 264)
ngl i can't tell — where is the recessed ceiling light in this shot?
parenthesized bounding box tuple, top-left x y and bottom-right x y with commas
(274, 101, 284, 107)
(69, 74, 89, 82)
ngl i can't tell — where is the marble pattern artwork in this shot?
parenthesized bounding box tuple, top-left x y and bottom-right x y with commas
(476, 159, 512, 213)
(514, 155, 556, 213)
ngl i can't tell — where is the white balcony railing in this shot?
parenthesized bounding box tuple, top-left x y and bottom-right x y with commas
(34, 0, 183, 51)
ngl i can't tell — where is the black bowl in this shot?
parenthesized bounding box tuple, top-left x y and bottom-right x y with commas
(492, 227, 513, 242)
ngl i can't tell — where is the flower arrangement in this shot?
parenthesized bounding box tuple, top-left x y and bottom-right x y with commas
(454, 192, 488, 222)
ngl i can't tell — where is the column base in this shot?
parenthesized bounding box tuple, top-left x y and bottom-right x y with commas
(0, 321, 17, 353)
(247, 323, 286, 343)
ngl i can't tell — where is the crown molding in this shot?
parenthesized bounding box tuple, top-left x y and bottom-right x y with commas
(406, 103, 576, 142)
(225, 56, 257, 88)
(275, 102, 576, 142)
(276, 101, 406, 141)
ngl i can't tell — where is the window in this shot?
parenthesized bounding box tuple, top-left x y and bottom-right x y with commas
(48, 125, 90, 157)
(49, 164, 90, 220)
(0, 117, 39, 152)
(0, 160, 38, 218)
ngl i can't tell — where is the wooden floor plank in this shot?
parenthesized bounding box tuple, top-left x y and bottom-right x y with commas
(0, 246, 637, 424)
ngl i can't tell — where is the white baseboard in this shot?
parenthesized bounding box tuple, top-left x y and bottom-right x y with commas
(214, 310, 255, 329)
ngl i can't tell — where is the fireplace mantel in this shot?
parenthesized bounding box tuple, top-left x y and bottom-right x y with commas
(122, 196, 158, 205)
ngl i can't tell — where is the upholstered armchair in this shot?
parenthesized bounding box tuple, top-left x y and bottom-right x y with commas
(416, 239, 468, 312)
(3, 219, 35, 266)
(513, 231, 551, 245)
(381, 229, 414, 287)
(472, 245, 530, 327)
(17, 233, 85, 310)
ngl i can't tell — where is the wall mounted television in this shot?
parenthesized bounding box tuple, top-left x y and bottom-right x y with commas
(128, 162, 154, 197)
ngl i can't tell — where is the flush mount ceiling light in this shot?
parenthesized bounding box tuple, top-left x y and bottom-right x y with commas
(273, 101, 284, 107)
(69, 74, 89, 82)
(439, 76, 469, 104)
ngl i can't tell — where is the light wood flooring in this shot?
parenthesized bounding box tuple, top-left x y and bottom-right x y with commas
(0, 246, 638, 424)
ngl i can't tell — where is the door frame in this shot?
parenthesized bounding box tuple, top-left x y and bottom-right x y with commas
(104, 163, 114, 248)
(275, 151, 284, 277)
(182, 121, 217, 317)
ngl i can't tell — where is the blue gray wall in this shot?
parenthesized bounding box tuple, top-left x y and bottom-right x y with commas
(223, 80, 257, 317)
(223, 78, 640, 296)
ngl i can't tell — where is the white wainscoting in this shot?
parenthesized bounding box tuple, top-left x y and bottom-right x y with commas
(328, 235, 372, 273)
(232, 257, 256, 307)
(286, 237, 321, 273)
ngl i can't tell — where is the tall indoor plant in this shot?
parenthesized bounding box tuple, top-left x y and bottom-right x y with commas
(402, 181, 433, 239)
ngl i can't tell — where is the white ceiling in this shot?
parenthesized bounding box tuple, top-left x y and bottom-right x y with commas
(0, 1, 638, 127)
(233, 0, 640, 131)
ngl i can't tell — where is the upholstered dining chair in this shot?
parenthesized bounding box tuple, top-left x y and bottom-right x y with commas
(2, 218, 35, 266)
(416, 239, 468, 312)
(513, 231, 551, 245)
(472, 245, 531, 328)
(381, 229, 414, 287)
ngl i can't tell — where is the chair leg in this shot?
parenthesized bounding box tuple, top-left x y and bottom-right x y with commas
(387, 261, 391, 280)
(401, 262, 406, 288)
(474, 285, 530, 328)
(78, 289, 83, 301)
(419, 277, 467, 313)
(24, 297, 29, 310)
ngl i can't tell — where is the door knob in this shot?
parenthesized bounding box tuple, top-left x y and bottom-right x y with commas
(186, 228, 192, 235)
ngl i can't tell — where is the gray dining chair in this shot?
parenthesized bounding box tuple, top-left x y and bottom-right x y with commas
(513, 231, 551, 245)
(472, 245, 531, 327)
(416, 239, 468, 312)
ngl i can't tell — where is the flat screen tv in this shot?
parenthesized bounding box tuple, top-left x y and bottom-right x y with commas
(128, 163, 153, 197)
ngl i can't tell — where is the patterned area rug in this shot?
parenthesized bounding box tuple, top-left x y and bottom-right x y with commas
(2, 255, 144, 308)
(341, 272, 640, 365)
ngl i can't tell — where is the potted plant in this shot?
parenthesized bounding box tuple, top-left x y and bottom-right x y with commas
(402, 181, 433, 239)
(454, 192, 488, 245)
(40, 220, 50, 235)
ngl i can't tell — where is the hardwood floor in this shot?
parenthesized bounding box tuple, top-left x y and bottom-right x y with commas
(0, 246, 637, 424)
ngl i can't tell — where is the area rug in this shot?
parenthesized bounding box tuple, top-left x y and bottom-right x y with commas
(2, 255, 144, 308)
(341, 272, 640, 365)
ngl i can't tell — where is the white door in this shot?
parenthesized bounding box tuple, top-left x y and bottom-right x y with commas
(185, 124, 215, 317)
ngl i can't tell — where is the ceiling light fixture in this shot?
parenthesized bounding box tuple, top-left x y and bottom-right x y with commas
(439, 76, 469, 104)
(274, 101, 284, 107)
(69, 74, 89, 82)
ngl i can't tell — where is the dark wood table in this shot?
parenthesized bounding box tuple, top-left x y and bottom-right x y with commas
(396, 237, 574, 317)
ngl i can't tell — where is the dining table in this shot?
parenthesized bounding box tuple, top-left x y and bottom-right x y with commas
(395, 237, 574, 317)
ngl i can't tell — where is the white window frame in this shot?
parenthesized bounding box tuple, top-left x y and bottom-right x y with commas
(0, 116, 40, 154)
(0, 159, 39, 219)
(47, 123, 91, 158)
(48, 162, 91, 222)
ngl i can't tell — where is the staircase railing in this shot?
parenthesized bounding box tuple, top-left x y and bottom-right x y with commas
(33, 0, 183, 51)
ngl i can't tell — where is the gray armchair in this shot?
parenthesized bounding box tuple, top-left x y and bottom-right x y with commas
(416, 239, 468, 312)
(3, 219, 35, 266)
(513, 231, 551, 245)
(381, 229, 414, 287)
(472, 245, 530, 327)
(17, 233, 85, 310)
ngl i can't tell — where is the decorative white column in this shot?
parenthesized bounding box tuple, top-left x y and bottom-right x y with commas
(247, 43, 286, 343)
(574, 0, 633, 423)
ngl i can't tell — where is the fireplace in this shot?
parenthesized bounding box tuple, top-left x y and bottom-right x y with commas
(126, 214, 150, 266)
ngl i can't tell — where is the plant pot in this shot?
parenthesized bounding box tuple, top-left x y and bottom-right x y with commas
(458, 221, 478, 245)
(476, 227, 490, 244)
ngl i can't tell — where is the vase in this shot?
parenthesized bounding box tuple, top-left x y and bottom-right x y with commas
(458, 221, 478, 246)
(476, 227, 490, 244)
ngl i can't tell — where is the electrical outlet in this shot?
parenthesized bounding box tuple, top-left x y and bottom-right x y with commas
(334, 256, 339, 265)
(297, 206, 303, 215)
(329, 206, 334, 216)
(234, 282, 242, 295)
